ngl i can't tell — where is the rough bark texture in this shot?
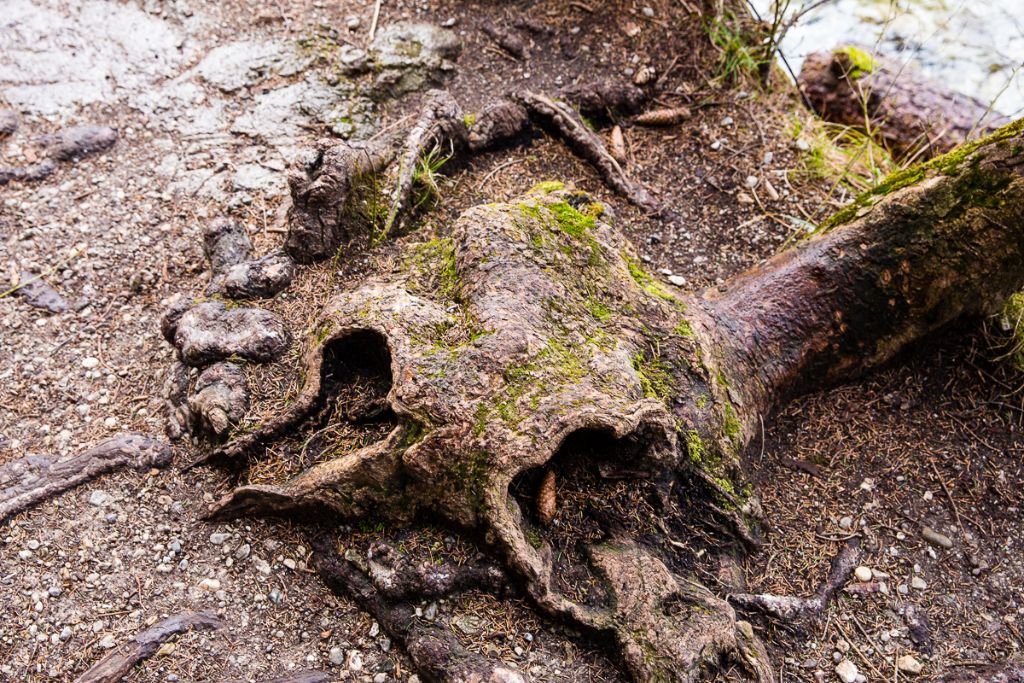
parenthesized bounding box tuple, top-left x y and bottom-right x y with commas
(799, 47, 1011, 158)
(1, 433, 172, 522)
(74, 611, 220, 683)
(195, 94, 1024, 680)
(703, 119, 1024, 424)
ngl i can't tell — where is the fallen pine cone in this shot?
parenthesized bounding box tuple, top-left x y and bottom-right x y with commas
(537, 469, 557, 525)
(610, 125, 626, 162)
(633, 106, 691, 126)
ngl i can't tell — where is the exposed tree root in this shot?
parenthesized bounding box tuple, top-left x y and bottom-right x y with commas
(74, 611, 220, 683)
(231, 673, 330, 683)
(0, 119, 116, 186)
(314, 537, 528, 683)
(380, 90, 468, 240)
(1, 433, 172, 522)
(729, 538, 860, 622)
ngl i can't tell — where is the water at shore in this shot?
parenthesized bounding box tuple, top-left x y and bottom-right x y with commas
(750, 0, 1024, 116)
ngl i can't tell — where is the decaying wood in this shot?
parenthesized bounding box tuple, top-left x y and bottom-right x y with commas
(799, 46, 1011, 158)
(75, 611, 220, 683)
(192, 81, 1024, 680)
(1, 433, 172, 522)
(536, 469, 557, 525)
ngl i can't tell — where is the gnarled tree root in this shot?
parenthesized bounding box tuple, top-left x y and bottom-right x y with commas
(729, 538, 860, 622)
(74, 611, 220, 683)
(0, 433, 172, 522)
(314, 537, 528, 683)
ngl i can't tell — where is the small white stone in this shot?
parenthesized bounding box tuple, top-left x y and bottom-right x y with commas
(668, 275, 686, 286)
(911, 576, 927, 590)
(896, 655, 923, 674)
(744, 175, 759, 189)
(198, 578, 221, 592)
(835, 659, 859, 683)
(329, 647, 345, 665)
(81, 357, 100, 369)
(98, 634, 117, 649)
(283, 558, 297, 570)
(854, 566, 872, 582)
(88, 490, 113, 507)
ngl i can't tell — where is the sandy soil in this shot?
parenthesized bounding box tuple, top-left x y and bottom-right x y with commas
(1, 0, 1021, 681)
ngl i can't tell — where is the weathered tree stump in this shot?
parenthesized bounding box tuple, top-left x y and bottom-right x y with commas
(184, 70, 1024, 679)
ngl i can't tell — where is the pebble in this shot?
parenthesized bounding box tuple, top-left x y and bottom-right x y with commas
(345, 16, 360, 29)
(668, 275, 686, 286)
(897, 655, 923, 674)
(269, 588, 282, 604)
(198, 578, 221, 592)
(346, 650, 363, 671)
(373, 674, 387, 683)
(835, 659, 858, 683)
(641, 6, 654, 17)
(98, 634, 117, 649)
(911, 576, 927, 590)
(235, 543, 251, 559)
(424, 602, 438, 621)
(329, 647, 345, 665)
(744, 175, 759, 189)
(854, 566, 872, 582)
(209, 532, 231, 545)
(81, 357, 100, 369)
(838, 516, 853, 530)
(922, 526, 953, 548)
(88, 489, 113, 507)
(283, 557, 297, 570)
(369, 621, 380, 637)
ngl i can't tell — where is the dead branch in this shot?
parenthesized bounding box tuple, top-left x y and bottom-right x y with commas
(74, 611, 220, 683)
(1, 433, 173, 522)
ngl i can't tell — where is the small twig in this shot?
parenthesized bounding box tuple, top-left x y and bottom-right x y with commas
(368, 0, 382, 43)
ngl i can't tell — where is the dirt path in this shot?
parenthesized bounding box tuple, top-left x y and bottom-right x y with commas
(1, 1, 1021, 681)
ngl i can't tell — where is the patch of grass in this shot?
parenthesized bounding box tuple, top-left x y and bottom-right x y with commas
(411, 145, 451, 211)
(706, 11, 764, 85)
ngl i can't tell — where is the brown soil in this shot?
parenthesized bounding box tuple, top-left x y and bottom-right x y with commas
(1, 0, 1020, 681)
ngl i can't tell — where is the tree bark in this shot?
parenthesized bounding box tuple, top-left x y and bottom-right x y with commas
(192, 80, 1024, 679)
(701, 119, 1024, 427)
(75, 611, 220, 683)
(799, 47, 1010, 159)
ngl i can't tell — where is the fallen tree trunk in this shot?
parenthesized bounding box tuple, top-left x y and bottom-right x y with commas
(75, 611, 220, 683)
(1, 433, 172, 522)
(799, 46, 1011, 159)
(182, 75, 1024, 679)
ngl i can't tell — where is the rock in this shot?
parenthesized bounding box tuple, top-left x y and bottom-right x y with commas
(88, 489, 113, 507)
(235, 543, 251, 560)
(921, 526, 953, 548)
(897, 655, 923, 674)
(49, 125, 118, 161)
(13, 271, 68, 313)
(194, 40, 312, 93)
(839, 515, 853, 530)
(0, 109, 18, 137)
(423, 602, 438, 621)
(220, 252, 296, 299)
(173, 301, 290, 366)
(911, 576, 927, 590)
(98, 634, 117, 649)
(329, 647, 345, 665)
(82, 357, 100, 369)
(668, 275, 686, 286)
(269, 588, 282, 604)
(904, 605, 933, 653)
(835, 659, 858, 683)
(452, 614, 482, 635)
(188, 362, 250, 437)
(854, 566, 872, 582)
(209, 532, 231, 545)
(368, 23, 460, 95)
(198, 578, 221, 592)
(345, 650, 363, 671)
